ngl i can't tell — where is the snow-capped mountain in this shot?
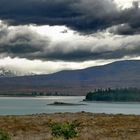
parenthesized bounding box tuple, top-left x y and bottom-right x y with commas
(0, 67, 34, 77)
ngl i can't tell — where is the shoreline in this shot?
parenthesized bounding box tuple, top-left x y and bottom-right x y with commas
(1, 111, 140, 118)
(0, 95, 83, 97)
(1, 112, 140, 117)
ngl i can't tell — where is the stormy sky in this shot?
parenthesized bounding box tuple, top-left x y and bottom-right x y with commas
(0, 0, 140, 74)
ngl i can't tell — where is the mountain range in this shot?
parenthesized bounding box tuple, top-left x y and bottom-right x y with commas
(0, 60, 139, 95)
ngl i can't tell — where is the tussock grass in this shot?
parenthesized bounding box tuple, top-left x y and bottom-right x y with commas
(0, 112, 140, 140)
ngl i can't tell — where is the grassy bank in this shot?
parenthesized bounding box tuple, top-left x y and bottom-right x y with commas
(0, 112, 140, 140)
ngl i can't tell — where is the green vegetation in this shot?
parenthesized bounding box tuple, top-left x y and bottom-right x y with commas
(51, 121, 79, 140)
(0, 130, 10, 140)
(85, 88, 140, 102)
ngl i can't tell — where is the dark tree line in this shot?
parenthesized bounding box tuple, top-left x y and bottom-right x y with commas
(85, 88, 140, 102)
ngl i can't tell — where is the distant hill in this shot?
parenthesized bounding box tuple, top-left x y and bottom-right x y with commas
(0, 60, 139, 95)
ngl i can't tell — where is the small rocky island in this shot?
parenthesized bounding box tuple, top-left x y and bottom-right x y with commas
(85, 88, 140, 102)
(48, 101, 85, 106)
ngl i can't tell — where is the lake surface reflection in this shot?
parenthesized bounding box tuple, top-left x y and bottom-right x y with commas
(0, 96, 140, 115)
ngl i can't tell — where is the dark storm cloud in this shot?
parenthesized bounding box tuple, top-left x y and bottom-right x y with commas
(4, 0, 140, 35)
(0, 22, 50, 58)
(0, 0, 120, 33)
(0, 0, 140, 35)
(109, 6, 140, 35)
(0, 0, 139, 35)
(41, 42, 140, 61)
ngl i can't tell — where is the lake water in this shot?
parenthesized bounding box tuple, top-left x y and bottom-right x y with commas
(0, 96, 140, 115)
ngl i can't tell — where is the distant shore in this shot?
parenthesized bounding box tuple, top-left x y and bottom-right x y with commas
(0, 112, 140, 140)
(0, 94, 80, 97)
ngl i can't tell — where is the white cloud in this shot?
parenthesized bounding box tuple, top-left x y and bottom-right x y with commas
(0, 57, 112, 74)
(114, 0, 140, 8)
(0, 56, 139, 75)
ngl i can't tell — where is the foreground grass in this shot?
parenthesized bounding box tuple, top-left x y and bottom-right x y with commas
(0, 112, 140, 140)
